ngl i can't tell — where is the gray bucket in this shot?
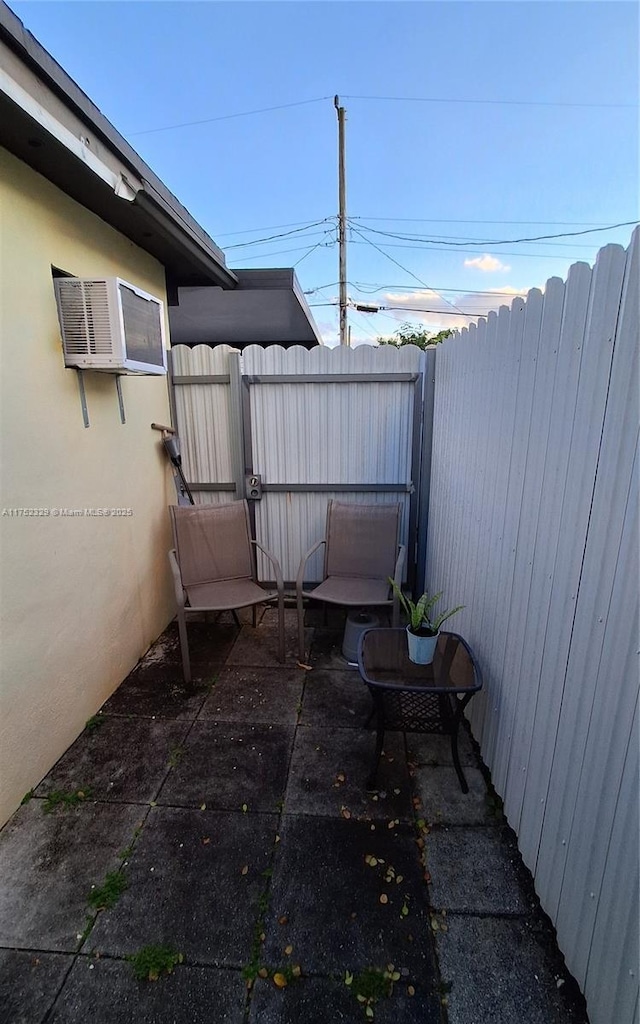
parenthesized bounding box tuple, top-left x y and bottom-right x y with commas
(341, 610, 380, 664)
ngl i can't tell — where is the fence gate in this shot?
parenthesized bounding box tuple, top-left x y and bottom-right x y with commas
(170, 343, 434, 590)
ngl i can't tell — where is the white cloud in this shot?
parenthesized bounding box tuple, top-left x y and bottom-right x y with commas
(464, 254, 511, 272)
(380, 285, 532, 334)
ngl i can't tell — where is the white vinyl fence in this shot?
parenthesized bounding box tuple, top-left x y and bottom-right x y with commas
(426, 229, 639, 1024)
(171, 342, 431, 584)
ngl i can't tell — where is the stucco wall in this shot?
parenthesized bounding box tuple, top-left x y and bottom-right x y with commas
(0, 147, 176, 825)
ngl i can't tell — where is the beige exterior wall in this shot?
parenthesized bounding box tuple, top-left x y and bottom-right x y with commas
(0, 147, 176, 825)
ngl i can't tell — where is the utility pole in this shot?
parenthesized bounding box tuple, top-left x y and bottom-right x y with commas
(334, 95, 348, 346)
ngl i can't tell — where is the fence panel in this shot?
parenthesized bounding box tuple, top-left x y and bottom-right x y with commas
(426, 229, 639, 1024)
(170, 344, 235, 503)
(242, 344, 424, 582)
(171, 342, 428, 585)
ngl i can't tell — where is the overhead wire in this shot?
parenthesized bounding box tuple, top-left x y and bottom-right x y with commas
(216, 218, 334, 238)
(350, 216, 622, 226)
(351, 281, 529, 297)
(228, 238, 336, 263)
(348, 225, 467, 315)
(130, 96, 333, 135)
(224, 219, 334, 250)
(341, 93, 637, 110)
(293, 241, 331, 268)
(351, 220, 639, 247)
(349, 240, 600, 261)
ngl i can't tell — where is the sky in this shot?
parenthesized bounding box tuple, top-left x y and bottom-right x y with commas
(8, 0, 639, 346)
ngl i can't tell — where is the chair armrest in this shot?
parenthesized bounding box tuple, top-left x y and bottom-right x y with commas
(392, 544, 406, 591)
(296, 538, 326, 592)
(168, 549, 186, 608)
(251, 540, 284, 593)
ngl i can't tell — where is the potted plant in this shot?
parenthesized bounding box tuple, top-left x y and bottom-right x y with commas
(389, 580, 464, 665)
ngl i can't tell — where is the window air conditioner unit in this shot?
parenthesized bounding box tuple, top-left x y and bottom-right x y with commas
(54, 277, 167, 374)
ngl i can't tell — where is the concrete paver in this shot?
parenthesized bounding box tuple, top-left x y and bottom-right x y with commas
(285, 726, 411, 820)
(0, 801, 142, 951)
(298, 667, 374, 728)
(47, 958, 247, 1024)
(263, 816, 434, 976)
(35, 718, 191, 804)
(436, 914, 575, 1024)
(199, 666, 305, 724)
(157, 721, 294, 812)
(414, 765, 491, 826)
(248, 974, 442, 1023)
(426, 826, 530, 915)
(0, 950, 72, 1024)
(0, 610, 588, 1024)
(89, 807, 277, 966)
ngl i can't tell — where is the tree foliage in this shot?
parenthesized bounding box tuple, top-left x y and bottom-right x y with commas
(376, 322, 453, 350)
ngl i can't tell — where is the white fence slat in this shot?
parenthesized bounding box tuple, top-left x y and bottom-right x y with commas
(514, 260, 593, 871)
(501, 276, 565, 827)
(527, 243, 628, 903)
(427, 229, 639, 1024)
(582, 699, 639, 1024)
(171, 345, 234, 489)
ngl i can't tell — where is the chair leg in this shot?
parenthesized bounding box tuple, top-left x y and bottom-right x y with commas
(296, 588, 306, 662)
(252, 605, 258, 629)
(277, 592, 285, 663)
(177, 609, 192, 688)
(232, 609, 242, 628)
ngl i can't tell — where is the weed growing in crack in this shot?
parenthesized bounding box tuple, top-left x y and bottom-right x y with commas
(242, 872, 274, 988)
(127, 945, 183, 981)
(43, 787, 92, 814)
(167, 744, 185, 769)
(87, 871, 128, 911)
(345, 966, 400, 1018)
(85, 715, 105, 733)
(119, 825, 143, 860)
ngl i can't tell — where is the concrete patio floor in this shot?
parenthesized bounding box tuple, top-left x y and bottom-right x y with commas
(0, 606, 589, 1024)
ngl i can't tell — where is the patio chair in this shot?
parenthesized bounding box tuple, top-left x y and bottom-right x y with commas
(296, 500, 405, 660)
(169, 500, 285, 685)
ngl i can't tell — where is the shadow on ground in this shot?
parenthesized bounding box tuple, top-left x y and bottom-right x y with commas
(0, 606, 589, 1024)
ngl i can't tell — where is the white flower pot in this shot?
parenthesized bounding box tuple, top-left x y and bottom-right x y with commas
(406, 627, 439, 665)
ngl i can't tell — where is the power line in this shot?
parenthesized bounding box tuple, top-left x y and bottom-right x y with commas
(342, 93, 637, 110)
(228, 239, 336, 263)
(216, 218, 334, 238)
(293, 241, 329, 268)
(349, 226, 466, 316)
(350, 219, 639, 248)
(309, 300, 493, 318)
(351, 281, 529, 297)
(350, 217, 621, 227)
(349, 240, 600, 261)
(381, 305, 495, 317)
(129, 96, 333, 135)
(224, 219, 333, 250)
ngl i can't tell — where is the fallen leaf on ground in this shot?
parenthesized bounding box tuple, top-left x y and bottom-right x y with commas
(296, 662, 313, 671)
(340, 806, 351, 819)
(379, 893, 389, 904)
(278, 915, 288, 925)
(273, 972, 287, 988)
(202, 837, 211, 845)
(241, 865, 248, 875)
(284, 945, 293, 955)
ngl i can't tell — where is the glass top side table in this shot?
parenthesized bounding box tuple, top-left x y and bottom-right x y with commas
(357, 628, 483, 793)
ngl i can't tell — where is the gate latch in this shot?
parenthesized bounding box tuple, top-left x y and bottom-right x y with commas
(245, 473, 263, 500)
